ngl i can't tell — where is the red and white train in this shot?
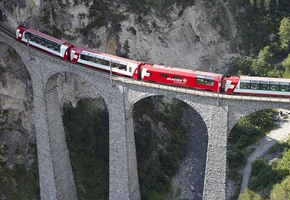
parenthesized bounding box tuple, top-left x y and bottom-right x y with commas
(16, 25, 290, 97)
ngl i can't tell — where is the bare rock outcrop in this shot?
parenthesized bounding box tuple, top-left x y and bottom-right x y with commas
(4, 0, 239, 71)
(0, 43, 38, 198)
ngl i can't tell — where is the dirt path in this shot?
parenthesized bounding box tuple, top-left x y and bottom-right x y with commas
(239, 110, 290, 194)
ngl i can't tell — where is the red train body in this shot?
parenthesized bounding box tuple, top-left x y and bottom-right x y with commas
(15, 26, 290, 97)
(140, 64, 222, 92)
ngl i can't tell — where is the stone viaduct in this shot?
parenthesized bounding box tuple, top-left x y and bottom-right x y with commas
(1, 29, 290, 200)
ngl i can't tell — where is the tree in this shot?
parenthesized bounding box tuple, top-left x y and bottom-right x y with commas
(276, 149, 290, 173)
(282, 53, 290, 71)
(252, 46, 273, 76)
(270, 176, 290, 200)
(239, 188, 262, 200)
(122, 39, 130, 58)
(279, 17, 290, 50)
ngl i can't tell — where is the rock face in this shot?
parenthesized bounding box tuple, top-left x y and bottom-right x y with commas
(3, 0, 239, 71)
(118, 1, 238, 71)
(0, 43, 38, 199)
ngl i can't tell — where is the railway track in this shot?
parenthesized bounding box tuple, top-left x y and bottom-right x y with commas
(0, 22, 14, 37)
(0, 23, 290, 103)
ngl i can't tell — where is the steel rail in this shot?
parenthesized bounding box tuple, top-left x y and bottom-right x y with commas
(0, 24, 289, 103)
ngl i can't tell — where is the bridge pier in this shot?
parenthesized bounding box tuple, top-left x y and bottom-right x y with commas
(28, 58, 58, 199)
(45, 76, 77, 200)
(107, 85, 140, 200)
(203, 105, 228, 200)
(2, 29, 290, 200)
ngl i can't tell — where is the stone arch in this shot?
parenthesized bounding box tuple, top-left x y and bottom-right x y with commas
(226, 102, 290, 200)
(129, 94, 208, 199)
(228, 102, 290, 133)
(44, 71, 110, 200)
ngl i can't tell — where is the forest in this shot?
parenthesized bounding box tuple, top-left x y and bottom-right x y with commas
(226, 0, 290, 199)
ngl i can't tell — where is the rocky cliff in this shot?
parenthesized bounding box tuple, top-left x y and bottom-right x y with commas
(0, 0, 240, 198)
(3, 0, 238, 71)
(0, 43, 38, 199)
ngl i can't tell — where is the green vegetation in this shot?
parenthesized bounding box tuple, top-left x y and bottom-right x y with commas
(248, 157, 284, 198)
(270, 176, 290, 199)
(62, 99, 109, 200)
(0, 161, 40, 200)
(228, 12, 290, 199)
(239, 188, 262, 200)
(79, 0, 126, 35)
(0, 107, 39, 200)
(8, 49, 18, 59)
(227, 109, 276, 199)
(226, 0, 290, 54)
(121, 39, 130, 58)
(238, 135, 290, 199)
(133, 97, 187, 200)
(229, 16, 290, 78)
(51, 25, 63, 38)
(268, 141, 289, 154)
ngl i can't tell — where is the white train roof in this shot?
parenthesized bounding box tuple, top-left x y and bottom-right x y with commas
(240, 76, 290, 83)
(72, 47, 141, 65)
(26, 28, 68, 45)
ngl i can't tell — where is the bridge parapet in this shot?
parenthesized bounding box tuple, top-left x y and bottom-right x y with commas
(1, 29, 290, 200)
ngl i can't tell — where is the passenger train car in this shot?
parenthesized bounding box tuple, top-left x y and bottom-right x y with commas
(141, 64, 222, 92)
(223, 76, 290, 97)
(70, 47, 142, 79)
(15, 25, 290, 97)
(16, 25, 73, 60)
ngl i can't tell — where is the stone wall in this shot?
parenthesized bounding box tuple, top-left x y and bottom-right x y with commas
(1, 30, 290, 200)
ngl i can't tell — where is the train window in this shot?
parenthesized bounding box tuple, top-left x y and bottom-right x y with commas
(129, 67, 132, 73)
(196, 78, 204, 84)
(280, 82, 290, 92)
(94, 57, 103, 65)
(89, 56, 96, 62)
(102, 60, 110, 66)
(80, 54, 90, 61)
(240, 82, 249, 89)
(173, 75, 182, 80)
(160, 73, 169, 77)
(249, 80, 259, 90)
(24, 32, 61, 52)
(259, 81, 269, 90)
(196, 75, 205, 84)
(204, 79, 214, 86)
(259, 84, 269, 90)
(204, 76, 214, 86)
(112, 62, 126, 70)
(269, 82, 280, 91)
(250, 83, 258, 90)
(280, 85, 289, 92)
(25, 32, 31, 39)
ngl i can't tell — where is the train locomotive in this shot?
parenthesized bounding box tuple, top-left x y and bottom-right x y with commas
(15, 25, 290, 97)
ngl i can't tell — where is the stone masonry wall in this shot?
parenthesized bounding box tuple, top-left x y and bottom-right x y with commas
(1, 30, 290, 200)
